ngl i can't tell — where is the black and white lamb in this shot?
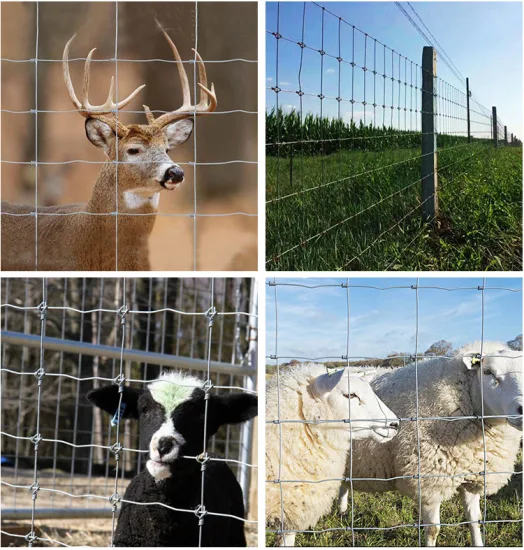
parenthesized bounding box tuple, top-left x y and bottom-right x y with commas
(88, 371, 257, 547)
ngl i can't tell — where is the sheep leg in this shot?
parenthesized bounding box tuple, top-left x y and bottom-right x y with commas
(459, 487, 484, 547)
(278, 532, 296, 547)
(338, 482, 349, 514)
(421, 502, 441, 547)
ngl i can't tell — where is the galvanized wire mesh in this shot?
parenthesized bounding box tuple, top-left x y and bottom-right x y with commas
(1, 277, 258, 547)
(265, 277, 523, 547)
(265, 2, 520, 271)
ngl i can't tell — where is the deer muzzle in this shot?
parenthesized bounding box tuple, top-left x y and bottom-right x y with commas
(162, 165, 184, 189)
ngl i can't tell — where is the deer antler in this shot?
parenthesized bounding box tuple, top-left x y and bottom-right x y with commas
(62, 34, 146, 136)
(143, 23, 217, 129)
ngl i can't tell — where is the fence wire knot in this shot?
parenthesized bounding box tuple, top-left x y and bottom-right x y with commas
(34, 367, 45, 384)
(30, 433, 42, 449)
(114, 373, 125, 388)
(110, 442, 123, 460)
(30, 481, 40, 499)
(205, 306, 217, 327)
(202, 379, 214, 396)
(25, 531, 37, 544)
(118, 305, 128, 324)
(194, 504, 207, 525)
(196, 452, 210, 465)
(109, 492, 121, 512)
(38, 301, 48, 320)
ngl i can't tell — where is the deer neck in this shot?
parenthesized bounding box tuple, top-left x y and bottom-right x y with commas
(87, 163, 161, 215)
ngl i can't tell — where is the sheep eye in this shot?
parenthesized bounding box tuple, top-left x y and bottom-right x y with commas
(343, 392, 360, 401)
(128, 148, 140, 155)
(165, 149, 170, 154)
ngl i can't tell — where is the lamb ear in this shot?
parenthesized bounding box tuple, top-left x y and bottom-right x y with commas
(311, 368, 345, 396)
(87, 385, 142, 419)
(213, 393, 258, 426)
(462, 353, 482, 370)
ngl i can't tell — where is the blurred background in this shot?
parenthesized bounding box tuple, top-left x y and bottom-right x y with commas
(1, 2, 257, 271)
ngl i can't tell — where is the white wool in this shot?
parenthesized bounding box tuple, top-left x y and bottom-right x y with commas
(340, 341, 522, 545)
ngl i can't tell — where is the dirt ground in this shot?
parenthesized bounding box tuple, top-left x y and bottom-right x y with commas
(1, 468, 258, 547)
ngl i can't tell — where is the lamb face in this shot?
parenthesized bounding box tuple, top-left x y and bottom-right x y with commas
(462, 347, 523, 430)
(87, 371, 258, 481)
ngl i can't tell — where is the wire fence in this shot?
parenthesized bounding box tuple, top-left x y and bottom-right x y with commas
(1, 1, 257, 271)
(0, 277, 258, 547)
(265, 277, 523, 547)
(266, 2, 522, 271)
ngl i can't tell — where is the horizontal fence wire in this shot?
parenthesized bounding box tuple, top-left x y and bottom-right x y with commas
(1, 277, 258, 547)
(1, 0, 257, 271)
(266, 278, 523, 546)
(265, 1, 521, 271)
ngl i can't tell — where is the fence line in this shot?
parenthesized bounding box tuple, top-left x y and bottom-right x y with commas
(266, 278, 523, 546)
(266, 1, 521, 271)
(1, 277, 258, 547)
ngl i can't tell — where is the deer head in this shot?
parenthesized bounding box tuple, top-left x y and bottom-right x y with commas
(62, 23, 217, 201)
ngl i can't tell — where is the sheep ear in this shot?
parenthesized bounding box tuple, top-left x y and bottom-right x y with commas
(213, 393, 258, 426)
(355, 370, 376, 383)
(311, 368, 345, 396)
(87, 385, 142, 419)
(462, 353, 482, 370)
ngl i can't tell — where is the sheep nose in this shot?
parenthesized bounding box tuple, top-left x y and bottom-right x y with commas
(389, 421, 400, 429)
(165, 166, 184, 183)
(157, 437, 174, 457)
(518, 405, 523, 416)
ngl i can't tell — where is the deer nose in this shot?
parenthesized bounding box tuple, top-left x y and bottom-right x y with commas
(157, 437, 174, 457)
(165, 166, 184, 183)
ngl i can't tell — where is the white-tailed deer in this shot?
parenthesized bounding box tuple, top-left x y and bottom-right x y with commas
(1, 24, 216, 271)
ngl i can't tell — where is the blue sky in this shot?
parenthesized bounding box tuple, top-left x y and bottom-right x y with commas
(266, 277, 522, 362)
(266, 1, 522, 139)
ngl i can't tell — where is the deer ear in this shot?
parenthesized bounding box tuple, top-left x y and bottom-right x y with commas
(164, 119, 194, 147)
(85, 119, 115, 155)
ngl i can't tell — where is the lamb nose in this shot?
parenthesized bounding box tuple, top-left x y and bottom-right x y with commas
(518, 406, 523, 416)
(389, 421, 400, 429)
(157, 437, 174, 456)
(166, 166, 184, 183)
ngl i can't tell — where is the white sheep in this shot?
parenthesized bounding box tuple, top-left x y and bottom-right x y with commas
(339, 341, 523, 547)
(266, 363, 400, 546)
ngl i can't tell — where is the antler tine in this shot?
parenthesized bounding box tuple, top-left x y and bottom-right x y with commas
(63, 35, 82, 110)
(62, 34, 146, 129)
(151, 25, 217, 129)
(157, 22, 191, 108)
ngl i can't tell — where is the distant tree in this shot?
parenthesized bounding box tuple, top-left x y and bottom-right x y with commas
(507, 334, 523, 351)
(424, 340, 453, 357)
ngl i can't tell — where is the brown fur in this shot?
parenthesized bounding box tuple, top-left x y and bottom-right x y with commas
(1, 125, 176, 271)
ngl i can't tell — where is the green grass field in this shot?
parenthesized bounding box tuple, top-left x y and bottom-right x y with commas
(266, 455, 522, 547)
(266, 143, 522, 271)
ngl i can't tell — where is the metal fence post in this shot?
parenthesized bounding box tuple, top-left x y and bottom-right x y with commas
(492, 106, 498, 147)
(466, 78, 471, 143)
(421, 46, 438, 223)
(504, 126, 508, 144)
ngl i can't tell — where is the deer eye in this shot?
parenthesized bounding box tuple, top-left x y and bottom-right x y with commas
(128, 148, 140, 155)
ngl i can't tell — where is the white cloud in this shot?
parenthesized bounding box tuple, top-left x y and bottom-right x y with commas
(325, 68, 336, 74)
(280, 81, 291, 86)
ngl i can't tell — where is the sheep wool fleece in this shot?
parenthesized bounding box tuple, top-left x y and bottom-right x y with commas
(349, 342, 521, 505)
(266, 363, 353, 533)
